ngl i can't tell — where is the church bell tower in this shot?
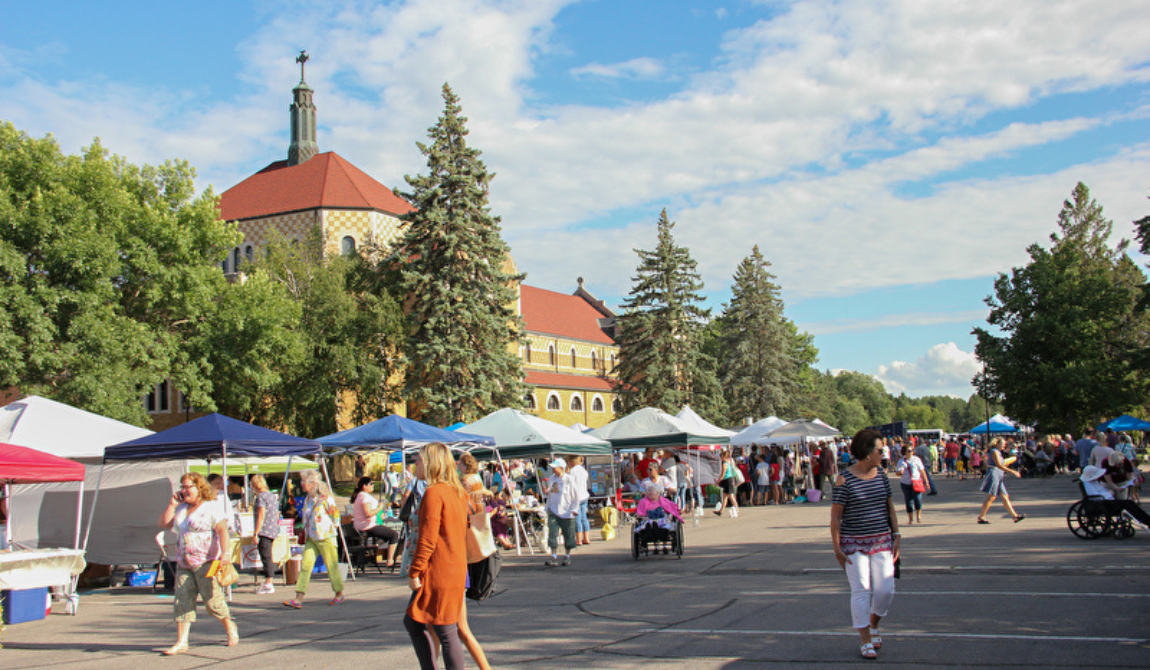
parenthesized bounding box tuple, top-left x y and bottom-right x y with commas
(287, 50, 318, 166)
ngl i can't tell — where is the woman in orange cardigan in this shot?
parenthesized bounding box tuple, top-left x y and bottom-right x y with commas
(404, 442, 469, 670)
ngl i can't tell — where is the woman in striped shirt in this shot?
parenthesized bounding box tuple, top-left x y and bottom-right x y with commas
(830, 429, 900, 660)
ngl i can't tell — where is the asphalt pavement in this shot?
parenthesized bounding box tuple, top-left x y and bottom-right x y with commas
(2, 471, 1148, 669)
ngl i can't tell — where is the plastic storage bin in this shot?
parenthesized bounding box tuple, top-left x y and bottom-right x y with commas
(2, 587, 49, 624)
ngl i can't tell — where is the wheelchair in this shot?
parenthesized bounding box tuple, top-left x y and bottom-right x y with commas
(631, 518, 684, 559)
(1066, 479, 1137, 540)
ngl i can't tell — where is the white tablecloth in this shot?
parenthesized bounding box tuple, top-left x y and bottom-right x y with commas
(0, 548, 87, 590)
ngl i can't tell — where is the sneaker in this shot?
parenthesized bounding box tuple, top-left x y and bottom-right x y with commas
(544, 559, 560, 567)
(256, 584, 275, 595)
(561, 557, 571, 566)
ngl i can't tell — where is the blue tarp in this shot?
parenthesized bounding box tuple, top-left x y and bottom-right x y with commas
(1096, 415, 1150, 432)
(316, 414, 495, 453)
(104, 413, 322, 460)
(969, 420, 1018, 434)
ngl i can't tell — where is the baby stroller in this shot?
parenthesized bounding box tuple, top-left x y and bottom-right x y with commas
(631, 509, 684, 559)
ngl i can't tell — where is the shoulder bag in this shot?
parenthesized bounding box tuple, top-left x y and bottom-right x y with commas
(465, 500, 497, 563)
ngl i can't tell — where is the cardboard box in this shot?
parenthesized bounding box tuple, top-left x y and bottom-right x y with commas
(2, 587, 49, 625)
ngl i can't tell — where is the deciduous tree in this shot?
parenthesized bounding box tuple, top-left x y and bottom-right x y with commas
(974, 182, 1150, 433)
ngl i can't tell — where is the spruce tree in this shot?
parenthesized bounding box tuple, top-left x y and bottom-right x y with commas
(395, 84, 525, 426)
(715, 246, 804, 422)
(614, 209, 724, 419)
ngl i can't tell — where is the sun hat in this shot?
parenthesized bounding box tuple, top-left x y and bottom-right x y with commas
(1081, 465, 1106, 482)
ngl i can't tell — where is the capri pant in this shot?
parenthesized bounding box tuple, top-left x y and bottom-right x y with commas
(842, 550, 895, 629)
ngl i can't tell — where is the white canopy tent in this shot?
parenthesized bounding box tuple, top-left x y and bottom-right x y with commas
(0, 396, 182, 565)
(729, 416, 788, 448)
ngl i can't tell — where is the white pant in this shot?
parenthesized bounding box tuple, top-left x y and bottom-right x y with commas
(843, 550, 895, 629)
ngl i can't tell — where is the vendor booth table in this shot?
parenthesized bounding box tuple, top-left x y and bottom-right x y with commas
(1, 442, 88, 620)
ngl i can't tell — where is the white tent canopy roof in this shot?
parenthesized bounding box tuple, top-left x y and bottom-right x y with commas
(0, 395, 152, 459)
(675, 406, 737, 438)
(729, 416, 788, 447)
(591, 407, 731, 448)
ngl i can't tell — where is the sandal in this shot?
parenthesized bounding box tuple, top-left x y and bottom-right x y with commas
(1013, 514, 1027, 523)
(329, 595, 345, 606)
(977, 518, 990, 524)
(162, 643, 189, 656)
(869, 629, 882, 649)
(860, 642, 877, 659)
(283, 599, 303, 609)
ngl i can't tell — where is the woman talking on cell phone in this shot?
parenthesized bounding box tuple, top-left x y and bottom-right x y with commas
(157, 472, 238, 655)
(830, 430, 900, 660)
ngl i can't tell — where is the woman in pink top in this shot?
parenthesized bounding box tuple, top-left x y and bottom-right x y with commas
(352, 477, 399, 568)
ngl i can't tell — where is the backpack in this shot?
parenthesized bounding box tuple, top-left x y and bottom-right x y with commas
(466, 550, 502, 601)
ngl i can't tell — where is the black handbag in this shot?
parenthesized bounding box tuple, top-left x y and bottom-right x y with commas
(466, 550, 502, 601)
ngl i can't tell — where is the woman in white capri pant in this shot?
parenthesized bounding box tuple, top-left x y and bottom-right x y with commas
(830, 429, 901, 660)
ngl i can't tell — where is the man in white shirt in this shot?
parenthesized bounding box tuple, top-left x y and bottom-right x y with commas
(545, 458, 580, 567)
(568, 455, 592, 546)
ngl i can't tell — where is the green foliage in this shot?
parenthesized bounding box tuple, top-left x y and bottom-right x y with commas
(395, 84, 526, 426)
(0, 122, 240, 425)
(614, 209, 725, 419)
(713, 246, 810, 423)
(245, 230, 405, 437)
(974, 182, 1150, 433)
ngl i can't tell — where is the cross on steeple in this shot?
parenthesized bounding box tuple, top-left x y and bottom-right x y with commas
(296, 50, 309, 83)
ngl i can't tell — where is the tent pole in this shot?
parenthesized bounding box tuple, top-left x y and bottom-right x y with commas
(3, 482, 10, 549)
(320, 455, 355, 581)
(81, 461, 107, 554)
(73, 480, 84, 550)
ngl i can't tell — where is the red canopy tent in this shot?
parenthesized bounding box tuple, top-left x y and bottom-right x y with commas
(1, 442, 86, 484)
(1, 442, 85, 549)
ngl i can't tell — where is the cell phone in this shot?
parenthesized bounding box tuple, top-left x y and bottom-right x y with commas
(175, 491, 185, 502)
(893, 557, 901, 579)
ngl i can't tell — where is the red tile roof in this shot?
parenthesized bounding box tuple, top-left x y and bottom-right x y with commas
(219, 152, 414, 221)
(525, 370, 617, 392)
(521, 285, 615, 344)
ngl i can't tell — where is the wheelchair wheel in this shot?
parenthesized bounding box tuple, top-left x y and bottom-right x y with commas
(1114, 515, 1135, 540)
(1069, 500, 1110, 539)
(674, 524, 684, 558)
(631, 530, 640, 560)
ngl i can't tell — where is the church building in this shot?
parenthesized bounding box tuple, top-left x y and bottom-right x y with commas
(140, 57, 622, 430)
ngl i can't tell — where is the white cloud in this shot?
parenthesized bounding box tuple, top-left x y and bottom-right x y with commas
(875, 342, 983, 396)
(803, 310, 990, 336)
(570, 57, 666, 80)
(3, 0, 1149, 308)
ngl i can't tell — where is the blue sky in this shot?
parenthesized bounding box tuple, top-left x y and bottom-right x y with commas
(3, 0, 1149, 402)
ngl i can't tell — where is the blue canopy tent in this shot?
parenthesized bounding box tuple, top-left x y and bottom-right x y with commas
(104, 413, 322, 461)
(969, 420, 1019, 434)
(97, 414, 347, 579)
(1096, 415, 1150, 432)
(317, 414, 494, 464)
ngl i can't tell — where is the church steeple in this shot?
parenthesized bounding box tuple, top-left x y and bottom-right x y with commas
(288, 50, 318, 166)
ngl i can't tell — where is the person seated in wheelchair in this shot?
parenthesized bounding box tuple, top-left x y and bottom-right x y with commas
(1081, 465, 1150, 529)
(634, 483, 683, 544)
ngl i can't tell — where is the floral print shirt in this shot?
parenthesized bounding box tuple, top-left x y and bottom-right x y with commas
(174, 500, 227, 569)
(302, 493, 340, 542)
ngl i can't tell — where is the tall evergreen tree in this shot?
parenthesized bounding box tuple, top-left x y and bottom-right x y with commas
(395, 84, 525, 426)
(715, 246, 805, 423)
(974, 182, 1150, 432)
(614, 209, 724, 419)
